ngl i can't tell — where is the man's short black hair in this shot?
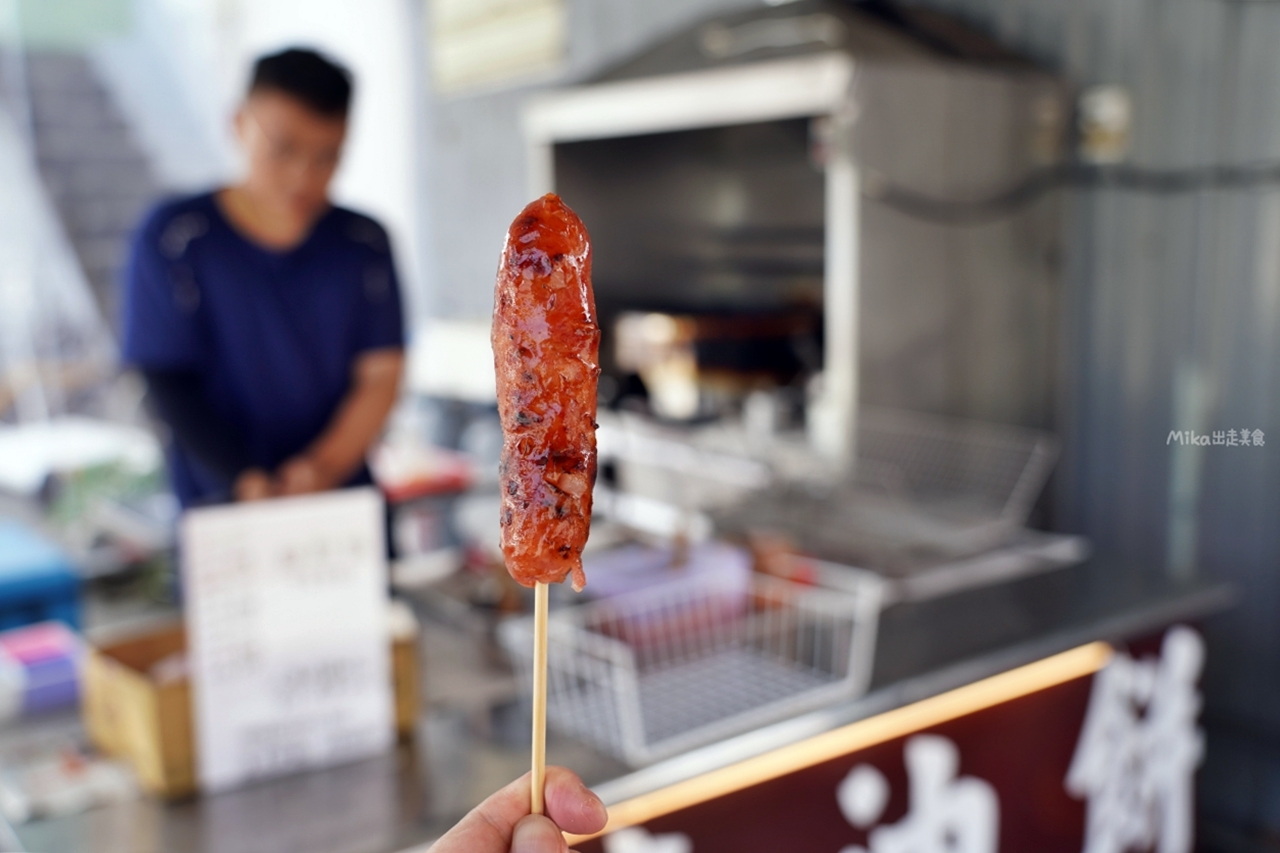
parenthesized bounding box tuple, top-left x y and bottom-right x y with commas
(249, 48, 352, 118)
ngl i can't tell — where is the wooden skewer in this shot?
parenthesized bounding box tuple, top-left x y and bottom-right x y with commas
(531, 580, 550, 815)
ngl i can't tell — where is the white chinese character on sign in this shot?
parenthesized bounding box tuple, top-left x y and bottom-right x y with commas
(604, 827, 693, 853)
(838, 734, 1000, 853)
(1066, 626, 1204, 853)
(1252, 429, 1265, 447)
(1239, 429, 1252, 446)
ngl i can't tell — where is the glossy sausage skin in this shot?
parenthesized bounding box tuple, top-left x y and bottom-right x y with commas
(492, 194, 600, 590)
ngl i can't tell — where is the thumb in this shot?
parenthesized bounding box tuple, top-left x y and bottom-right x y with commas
(511, 814, 568, 853)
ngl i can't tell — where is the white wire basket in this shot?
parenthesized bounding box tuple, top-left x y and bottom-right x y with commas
(499, 571, 883, 766)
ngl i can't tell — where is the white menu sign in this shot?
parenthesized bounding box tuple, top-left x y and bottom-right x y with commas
(182, 488, 394, 792)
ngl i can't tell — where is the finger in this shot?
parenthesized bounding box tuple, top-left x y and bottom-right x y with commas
(511, 814, 569, 853)
(544, 767, 608, 836)
(429, 768, 605, 853)
(431, 772, 531, 852)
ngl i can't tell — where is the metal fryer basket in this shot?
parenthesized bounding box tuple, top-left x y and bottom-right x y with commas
(499, 571, 882, 766)
(719, 407, 1060, 570)
(851, 407, 1059, 524)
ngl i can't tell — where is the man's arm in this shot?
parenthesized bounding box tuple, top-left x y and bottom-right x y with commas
(142, 370, 263, 497)
(276, 348, 404, 495)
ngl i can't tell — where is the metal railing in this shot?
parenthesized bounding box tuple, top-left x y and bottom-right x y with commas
(0, 0, 117, 424)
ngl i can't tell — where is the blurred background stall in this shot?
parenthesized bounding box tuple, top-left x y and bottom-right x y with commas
(0, 0, 1277, 851)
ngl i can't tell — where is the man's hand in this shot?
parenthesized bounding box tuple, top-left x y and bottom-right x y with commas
(275, 455, 331, 496)
(233, 468, 274, 501)
(289, 348, 403, 492)
(231, 349, 403, 502)
(430, 767, 608, 853)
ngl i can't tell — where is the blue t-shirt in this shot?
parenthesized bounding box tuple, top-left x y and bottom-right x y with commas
(121, 192, 405, 507)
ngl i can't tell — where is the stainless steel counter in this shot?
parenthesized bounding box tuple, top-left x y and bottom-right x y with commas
(8, 560, 1231, 853)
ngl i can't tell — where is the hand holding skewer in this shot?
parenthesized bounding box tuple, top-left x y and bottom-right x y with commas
(429, 765, 607, 853)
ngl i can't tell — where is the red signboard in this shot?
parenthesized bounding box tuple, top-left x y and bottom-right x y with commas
(576, 627, 1203, 853)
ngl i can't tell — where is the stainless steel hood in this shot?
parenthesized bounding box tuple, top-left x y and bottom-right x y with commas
(592, 0, 1036, 83)
(524, 1, 1067, 465)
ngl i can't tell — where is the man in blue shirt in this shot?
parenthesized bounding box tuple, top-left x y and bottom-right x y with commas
(121, 48, 405, 507)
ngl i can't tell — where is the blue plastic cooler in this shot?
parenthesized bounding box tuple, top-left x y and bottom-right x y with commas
(0, 520, 81, 630)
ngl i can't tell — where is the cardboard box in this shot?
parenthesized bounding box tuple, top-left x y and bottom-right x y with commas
(82, 624, 195, 798)
(83, 621, 420, 799)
